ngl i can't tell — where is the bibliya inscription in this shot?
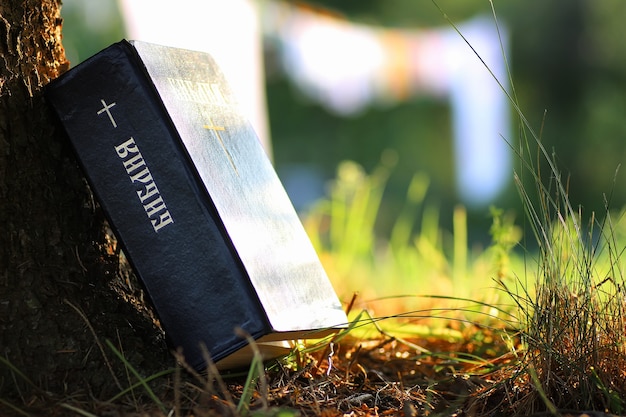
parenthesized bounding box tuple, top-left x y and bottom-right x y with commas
(97, 98, 174, 233)
(114, 137, 174, 232)
(166, 78, 228, 106)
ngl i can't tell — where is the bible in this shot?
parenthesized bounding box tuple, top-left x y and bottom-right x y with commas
(45, 40, 347, 370)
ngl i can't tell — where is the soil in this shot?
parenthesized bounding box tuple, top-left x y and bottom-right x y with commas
(0, 324, 601, 417)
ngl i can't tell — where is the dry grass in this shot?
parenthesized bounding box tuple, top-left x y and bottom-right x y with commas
(0, 322, 519, 417)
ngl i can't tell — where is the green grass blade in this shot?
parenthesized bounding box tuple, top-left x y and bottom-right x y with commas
(60, 403, 99, 417)
(0, 398, 30, 417)
(105, 339, 166, 413)
(107, 368, 174, 403)
(528, 366, 559, 416)
(237, 354, 263, 416)
(0, 355, 37, 391)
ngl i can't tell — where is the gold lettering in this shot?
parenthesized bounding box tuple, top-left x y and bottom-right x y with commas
(197, 83, 213, 104)
(115, 138, 173, 232)
(137, 182, 159, 203)
(124, 154, 146, 174)
(143, 195, 167, 217)
(114, 137, 139, 158)
(137, 181, 159, 203)
(167, 78, 229, 106)
(167, 78, 187, 101)
(210, 83, 227, 105)
(151, 210, 174, 232)
(129, 166, 151, 183)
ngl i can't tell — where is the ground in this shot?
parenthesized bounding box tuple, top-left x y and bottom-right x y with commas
(0, 326, 577, 416)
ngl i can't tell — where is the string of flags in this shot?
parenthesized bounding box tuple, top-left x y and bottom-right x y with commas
(262, 2, 512, 207)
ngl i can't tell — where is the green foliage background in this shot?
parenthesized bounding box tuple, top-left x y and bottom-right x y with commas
(60, 0, 626, 243)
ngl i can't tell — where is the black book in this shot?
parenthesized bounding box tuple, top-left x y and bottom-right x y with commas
(45, 40, 347, 370)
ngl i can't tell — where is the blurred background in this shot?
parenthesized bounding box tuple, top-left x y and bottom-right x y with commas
(59, 0, 626, 257)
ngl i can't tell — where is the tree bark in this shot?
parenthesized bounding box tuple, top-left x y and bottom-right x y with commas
(0, 0, 168, 402)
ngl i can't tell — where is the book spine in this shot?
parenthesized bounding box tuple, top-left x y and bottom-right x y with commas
(45, 41, 269, 370)
(131, 41, 348, 333)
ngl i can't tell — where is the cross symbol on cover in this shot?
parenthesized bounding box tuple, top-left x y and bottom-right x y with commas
(97, 99, 118, 127)
(203, 117, 238, 175)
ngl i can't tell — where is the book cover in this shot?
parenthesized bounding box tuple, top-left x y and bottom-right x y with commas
(45, 40, 347, 370)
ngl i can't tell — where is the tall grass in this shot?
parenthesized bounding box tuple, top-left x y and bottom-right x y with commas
(301, 3, 626, 413)
(302, 155, 523, 334)
(507, 143, 626, 413)
(428, 2, 626, 411)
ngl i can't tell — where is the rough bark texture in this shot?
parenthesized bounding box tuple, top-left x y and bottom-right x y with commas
(0, 0, 168, 403)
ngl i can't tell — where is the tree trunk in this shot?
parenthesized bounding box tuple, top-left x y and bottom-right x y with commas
(0, 0, 168, 403)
